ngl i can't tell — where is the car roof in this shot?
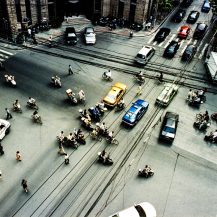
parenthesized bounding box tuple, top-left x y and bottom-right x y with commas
(138, 46, 153, 55)
(197, 23, 207, 29)
(165, 111, 179, 120)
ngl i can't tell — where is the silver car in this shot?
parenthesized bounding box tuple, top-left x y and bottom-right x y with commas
(0, 119, 10, 141)
(84, 27, 96, 45)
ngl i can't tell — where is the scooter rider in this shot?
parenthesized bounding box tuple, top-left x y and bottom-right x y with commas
(53, 75, 60, 86)
(203, 110, 209, 122)
(159, 72, 163, 82)
(108, 131, 114, 142)
(142, 165, 152, 176)
(28, 97, 36, 106)
(13, 99, 21, 110)
(33, 110, 40, 120)
(78, 90, 85, 102)
(104, 69, 112, 79)
(99, 122, 107, 134)
(58, 131, 65, 143)
(117, 97, 125, 108)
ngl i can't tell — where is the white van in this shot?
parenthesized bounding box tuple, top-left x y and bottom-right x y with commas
(135, 46, 155, 65)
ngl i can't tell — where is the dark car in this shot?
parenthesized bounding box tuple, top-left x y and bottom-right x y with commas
(65, 27, 78, 45)
(181, 0, 193, 7)
(172, 9, 186, 22)
(154, 28, 171, 42)
(122, 99, 149, 126)
(163, 40, 180, 58)
(201, 0, 211, 12)
(187, 11, 200, 24)
(193, 23, 208, 39)
(159, 112, 179, 142)
(181, 44, 197, 61)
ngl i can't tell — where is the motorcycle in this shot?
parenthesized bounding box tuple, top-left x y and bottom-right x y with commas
(5, 74, 16, 86)
(80, 117, 94, 131)
(13, 104, 22, 113)
(88, 107, 101, 122)
(27, 101, 39, 110)
(106, 136, 119, 145)
(138, 168, 154, 178)
(102, 72, 113, 81)
(187, 96, 202, 107)
(67, 138, 78, 149)
(90, 128, 102, 141)
(31, 114, 43, 124)
(211, 112, 217, 121)
(66, 89, 78, 104)
(204, 131, 217, 143)
(98, 151, 113, 165)
(134, 75, 145, 84)
(51, 76, 62, 87)
(115, 102, 126, 112)
(95, 103, 107, 115)
(75, 133, 86, 145)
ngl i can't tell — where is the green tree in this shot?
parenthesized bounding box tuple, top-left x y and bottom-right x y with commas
(158, 0, 173, 13)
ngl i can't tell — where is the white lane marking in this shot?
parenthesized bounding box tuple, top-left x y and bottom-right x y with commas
(148, 35, 155, 44)
(179, 40, 185, 49)
(0, 54, 8, 59)
(0, 58, 5, 62)
(0, 49, 13, 56)
(193, 40, 197, 45)
(198, 43, 208, 59)
(181, 45, 187, 54)
(153, 41, 157, 45)
(158, 41, 164, 47)
(187, 38, 192, 44)
(164, 34, 176, 48)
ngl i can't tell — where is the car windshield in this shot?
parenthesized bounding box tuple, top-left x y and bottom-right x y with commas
(198, 24, 206, 30)
(137, 54, 145, 59)
(86, 28, 94, 34)
(168, 45, 175, 52)
(68, 33, 76, 37)
(163, 126, 175, 134)
(186, 46, 193, 53)
(191, 12, 197, 18)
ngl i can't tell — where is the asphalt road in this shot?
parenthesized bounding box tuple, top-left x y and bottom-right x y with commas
(0, 0, 217, 217)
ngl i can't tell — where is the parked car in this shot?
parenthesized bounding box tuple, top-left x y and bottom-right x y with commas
(65, 27, 78, 45)
(135, 46, 155, 65)
(178, 25, 190, 39)
(103, 82, 127, 107)
(0, 119, 10, 141)
(159, 112, 179, 142)
(172, 9, 186, 22)
(187, 11, 200, 24)
(163, 40, 180, 58)
(122, 99, 149, 126)
(156, 83, 178, 106)
(181, 0, 193, 7)
(154, 27, 171, 42)
(201, 0, 211, 12)
(84, 27, 96, 45)
(109, 202, 156, 217)
(193, 23, 208, 39)
(181, 44, 197, 61)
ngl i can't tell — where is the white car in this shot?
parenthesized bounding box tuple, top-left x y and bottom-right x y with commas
(156, 83, 178, 106)
(0, 119, 10, 141)
(84, 27, 96, 44)
(109, 202, 156, 217)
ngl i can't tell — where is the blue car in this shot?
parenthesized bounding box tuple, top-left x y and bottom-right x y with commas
(122, 99, 149, 126)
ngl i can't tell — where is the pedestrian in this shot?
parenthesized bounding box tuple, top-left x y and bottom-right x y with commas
(137, 84, 142, 95)
(21, 179, 28, 193)
(58, 144, 66, 155)
(68, 65, 73, 75)
(0, 170, 2, 179)
(64, 153, 69, 164)
(0, 143, 4, 155)
(16, 151, 22, 161)
(5, 108, 12, 120)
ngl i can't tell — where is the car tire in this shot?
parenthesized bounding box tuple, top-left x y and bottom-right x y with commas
(5, 128, 10, 134)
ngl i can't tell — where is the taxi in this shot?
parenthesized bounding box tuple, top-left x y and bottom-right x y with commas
(103, 82, 127, 107)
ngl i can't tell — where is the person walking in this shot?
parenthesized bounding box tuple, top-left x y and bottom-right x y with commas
(137, 84, 142, 96)
(64, 153, 69, 164)
(16, 151, 22, 161)
(0, 143, 4, 155)
(5, 108, 12, 120)
(21, 179, 28, 192)
(68, 65, 73, 75)
(0, 170, 2, 179)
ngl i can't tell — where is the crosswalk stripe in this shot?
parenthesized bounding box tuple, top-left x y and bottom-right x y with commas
(187, 38, 192, 45)
(179, 40, 185, 49)
(181, 45, 187, 55)
(193, 40, 197, 45)
(0, 49, 13, 56)
(164, 34, 176, 48)
(153, 41, 157, 46)
(0, 58, 5, 62)
(158, 41, 164, 47)
(198, 43, 208, 59)
(147, 35, 155, 44)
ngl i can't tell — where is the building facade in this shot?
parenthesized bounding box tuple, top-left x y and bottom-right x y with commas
(0, 0, 154, 39)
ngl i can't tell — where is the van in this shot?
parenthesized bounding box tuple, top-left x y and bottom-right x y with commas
(135, 46, 155, 65)
(202, 1, 211, 12)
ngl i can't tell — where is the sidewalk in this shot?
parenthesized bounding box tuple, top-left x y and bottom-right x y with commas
(35, 15, 161, 41)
